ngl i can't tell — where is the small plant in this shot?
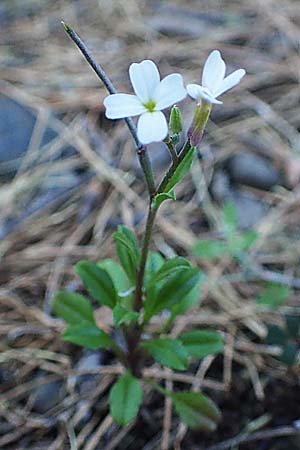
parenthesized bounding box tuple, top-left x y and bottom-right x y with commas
(193, 202, 258, 261)
(53, 23, 246, 429)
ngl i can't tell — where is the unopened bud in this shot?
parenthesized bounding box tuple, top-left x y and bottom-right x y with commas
(187, 100, 211, 147)
(169, 105, 183, 135)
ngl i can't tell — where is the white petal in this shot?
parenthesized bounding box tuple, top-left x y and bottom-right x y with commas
(104, 94, 145, 119)
(186, 84, 222, 105)
(215, 69, 246, 97)
(137, 111, 168, 144)
(129, 60, 160, 103)
(154, 73, 187, 110)
(202, 50, 226, 94)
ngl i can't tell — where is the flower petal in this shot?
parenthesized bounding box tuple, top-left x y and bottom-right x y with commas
(104, 94, 146, 119)
(202, 50, 226, 94)
(215, 69, 246, 97)
(154, 74, 187, 110)
(137, 111, 168, 144)
(129, 60, 160, 103)
(187, 84, 222, 105)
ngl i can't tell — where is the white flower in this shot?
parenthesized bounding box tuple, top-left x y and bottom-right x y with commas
(104, 60, 186, 145)
(187, 50, 246, 105)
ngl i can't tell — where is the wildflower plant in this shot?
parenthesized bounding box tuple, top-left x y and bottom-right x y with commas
(53, 22, 246, 430)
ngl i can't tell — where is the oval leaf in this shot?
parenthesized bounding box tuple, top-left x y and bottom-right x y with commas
(52, 291, 94, 325)
(109, 373, 143, 426)
(142, 338, 189, 371)
(75, 261, 117, 308)
(180, 330, 223, 359)
(63, 323, 112, 349)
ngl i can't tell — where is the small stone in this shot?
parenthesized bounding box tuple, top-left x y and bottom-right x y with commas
(226, 152, 281, 191)
(31, 380, 64, 414)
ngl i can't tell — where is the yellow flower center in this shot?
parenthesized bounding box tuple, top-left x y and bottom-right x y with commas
(143, 99, 157, 113)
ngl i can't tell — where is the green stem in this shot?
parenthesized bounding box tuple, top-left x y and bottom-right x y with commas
(156, 138, 192, 194)
(165, 139, 179, 164)
(133, 203, 157, 312)
(137, 146, 156, 198)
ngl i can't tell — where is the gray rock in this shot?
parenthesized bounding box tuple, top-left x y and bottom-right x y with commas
(31, 380, 64, 414)
(224, 189, 267, 229)
(226, 152, 281, 190)
(0, 94, 76, 180)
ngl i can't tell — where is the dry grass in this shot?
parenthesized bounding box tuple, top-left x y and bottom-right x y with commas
(1, 0, 300, 448)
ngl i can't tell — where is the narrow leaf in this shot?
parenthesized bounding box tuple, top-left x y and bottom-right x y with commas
(149, 257, 191, 286)
(142, 338, 189, 371)
(144, 251, 165, 288)
(52, 291, 94, 325)
(171, 391, 221, 431)
(164, 146, 196, 192)
(152, 191, 176, 210)
(144, 267, 201, 321)
(75, 261, 117, 308)
(62, 323, 112, 349)
(109, 373, 143, 426)
(180, 330, 223, 359)
(113, 226, 140, 283)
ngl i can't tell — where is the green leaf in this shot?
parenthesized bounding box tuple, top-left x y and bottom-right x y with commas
(62, 323, 112, 349)
(256, 284, 290, 310)
(152, 191, 176, 210)
(144, 267, 201, 322)
(171, 284, 201, 317)
(75, 261, 117, 308)
(113, 304, 139, 326)
(52, 291, 94, 325)
(144, 252, 165, 288)
(97, 259, 130, 294)
(279, 342, 298, 366)
(265, 325, 288, 346)
(171, 391, 221, 431)
(285, 314, 300, 339)
(142, 338, 189, 371)
(109, 373, 143, 426)
(164, 146, 196, 192)
(113, 226, 140, 283)
(236, 230, 258, 251)
(180, 330, 223, 359)
(222, 202, 237, 238)
(149, 257, 191, 286)
(193, 240, 228, 260)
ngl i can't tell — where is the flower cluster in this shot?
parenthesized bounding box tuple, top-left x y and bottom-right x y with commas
(104, 50, 246, 145)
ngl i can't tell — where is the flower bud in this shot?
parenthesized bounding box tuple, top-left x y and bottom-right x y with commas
(187, 100, 211, 147)
(169, 105, 183, 135)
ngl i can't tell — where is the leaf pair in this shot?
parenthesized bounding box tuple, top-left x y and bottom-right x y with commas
(52, 291, 112, 350)
(109, 372, 220, 432)
(142, 331, 223, 371)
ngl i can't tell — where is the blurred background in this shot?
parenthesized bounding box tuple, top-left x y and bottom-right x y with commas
(1, 1, 300, 449)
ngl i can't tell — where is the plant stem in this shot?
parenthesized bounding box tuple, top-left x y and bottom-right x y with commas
(165, 139, 179, 164)
(61, 21, 156, 197)
(133, 203, 157, 312)
(157, 138, 192, 194)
